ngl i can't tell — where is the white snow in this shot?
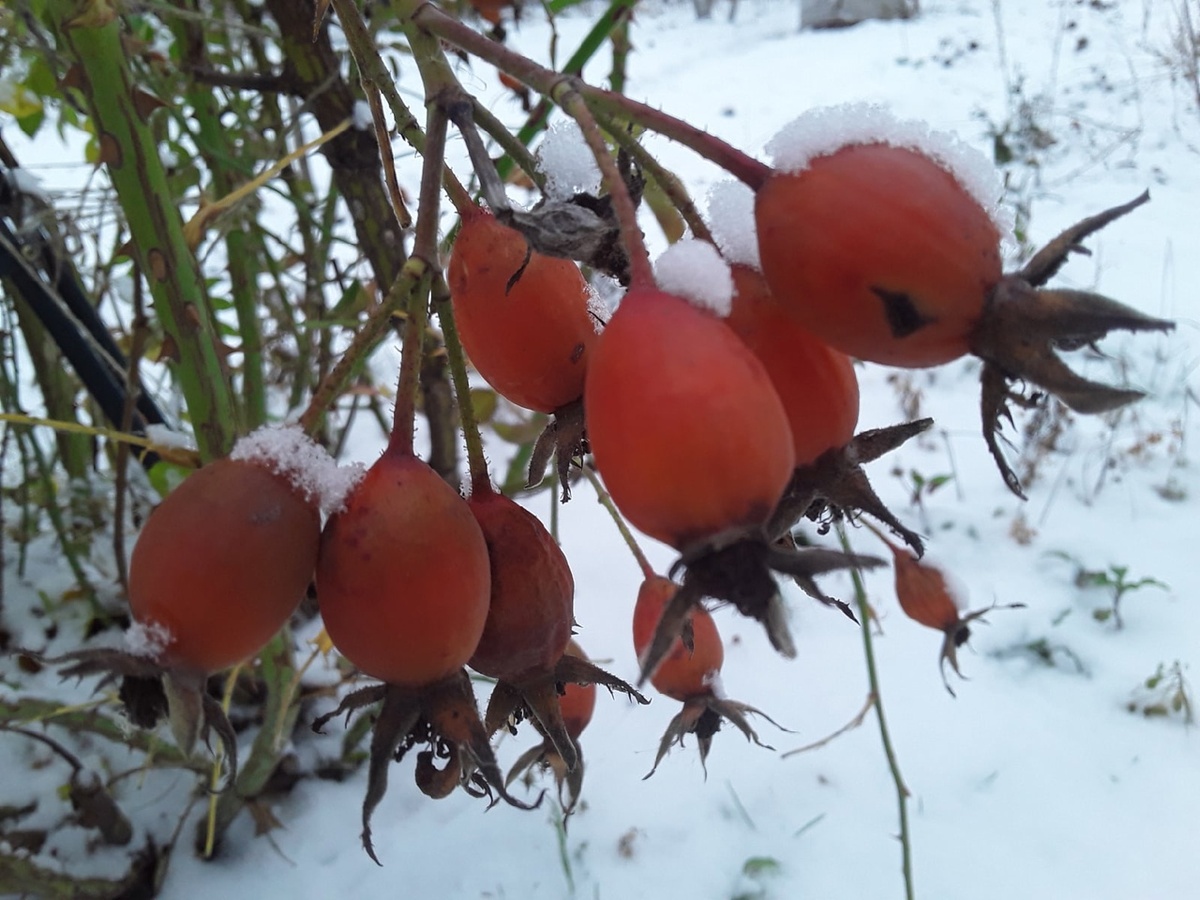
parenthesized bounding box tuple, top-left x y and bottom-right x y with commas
(144, 423, 196, 451)
(5, 165, 48, 201)
(766, 102, 1016, 242)
(536, 119, 602, 200)
(2, 3, 1198, 899)
(351, 99, 373, 131)
(653, 238, 733, 316)
(706, 179, 761, 269)
(230, 424, 364, 514)
(123, 619, 172, 659)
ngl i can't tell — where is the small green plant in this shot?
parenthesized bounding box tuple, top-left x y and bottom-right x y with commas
(895, 467, 953, 532)
(731, 856, 782, 900)
(1127, 662, 1193, 724)
(1046, 551, 1169, 629)
(991, 636, 1089, 675)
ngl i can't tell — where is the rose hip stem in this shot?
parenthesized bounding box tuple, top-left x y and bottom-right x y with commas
(558, 89, 654, 289)
(434, 271, 492, 494)
(389, 103, 448, 458)
(401, 0, 772, 192)
(583, 464, 655, 581)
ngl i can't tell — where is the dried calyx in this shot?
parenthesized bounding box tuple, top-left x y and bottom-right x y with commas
(969, 192, 1175, 497)
(636, 527, 884, 686)
(311, 670, 541, 865)
(450, 97, 639, 284)
(768, 418, 934, 557)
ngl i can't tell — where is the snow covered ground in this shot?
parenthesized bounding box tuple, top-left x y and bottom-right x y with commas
(3, 0, 1199, 898)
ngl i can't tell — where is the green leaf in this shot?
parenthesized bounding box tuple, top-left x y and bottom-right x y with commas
(742, 856, 782, 879)
(470, 388, 498, 424)
(17, 108, 45, 138)
(146, 460, 192, 498)
(26, 57, 58, 97)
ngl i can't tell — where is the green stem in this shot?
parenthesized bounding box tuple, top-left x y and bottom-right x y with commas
(167, 7, 267, 428)
(583, 464, 653, 579)
(199, 632, 297, 856)
(471, 98, 544, 191)
(331, 0, 475, 214)
(609, 2, 632, 94)
(433, 272, 489, 492)
(44, 0, 239, 460)
(836, 522, 915, 900)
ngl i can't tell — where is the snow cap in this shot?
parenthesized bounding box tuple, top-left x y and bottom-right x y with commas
(654, 239, 734, 317)
(124, 620, 172, 659)
(537, 120, 602, 201)
(706, 180, 761, 270)
(231, 425, 365, 514)
(766, 103, 1013, 240)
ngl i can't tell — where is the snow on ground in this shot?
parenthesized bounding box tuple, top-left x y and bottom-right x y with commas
(3, 1, 1199, 898)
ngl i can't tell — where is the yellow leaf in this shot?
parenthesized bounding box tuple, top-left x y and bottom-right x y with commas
(0, 82, 43, 119)
(310, 628, 335, 657)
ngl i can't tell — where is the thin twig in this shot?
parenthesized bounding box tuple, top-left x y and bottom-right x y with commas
(330, 0, 474, 213)
(388, 104, 447, 456)
(598, 115, 714, 243)
(582, 464, 653, 579)
(366, 87, 414, 229)
(780, 693, 874, 758)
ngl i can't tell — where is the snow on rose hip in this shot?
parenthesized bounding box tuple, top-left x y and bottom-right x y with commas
(29, 426, 355, 785)
(751, 105, 1173, 495)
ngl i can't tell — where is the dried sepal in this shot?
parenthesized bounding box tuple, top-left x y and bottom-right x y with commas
(969, 194, 1174, 496)
(21, 648, 239, 786)
(764, 542, 883, 624)
(414, 748, 462, 800)
(484, 653, 646, 773)
(506, 741, 587, 818)
(358, 688, 422, 865)
(315, 671, 540, 865)
(643, 695, 784, 780)
(525, 398, 587, 502)
(1018, 191, 1150, 287)
(639, 535, 881, 684)
(768, 419, 933, 557)
(936, 603, 1021, 696)
(498, 148, 643, 284)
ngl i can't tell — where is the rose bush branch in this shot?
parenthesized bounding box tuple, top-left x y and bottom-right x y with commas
(402, 0, 772, 191)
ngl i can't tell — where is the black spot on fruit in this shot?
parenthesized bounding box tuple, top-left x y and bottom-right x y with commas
(871, 286, 935, 338)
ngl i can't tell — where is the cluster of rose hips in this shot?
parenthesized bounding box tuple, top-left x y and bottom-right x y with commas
(32, 13, 1174, 863)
